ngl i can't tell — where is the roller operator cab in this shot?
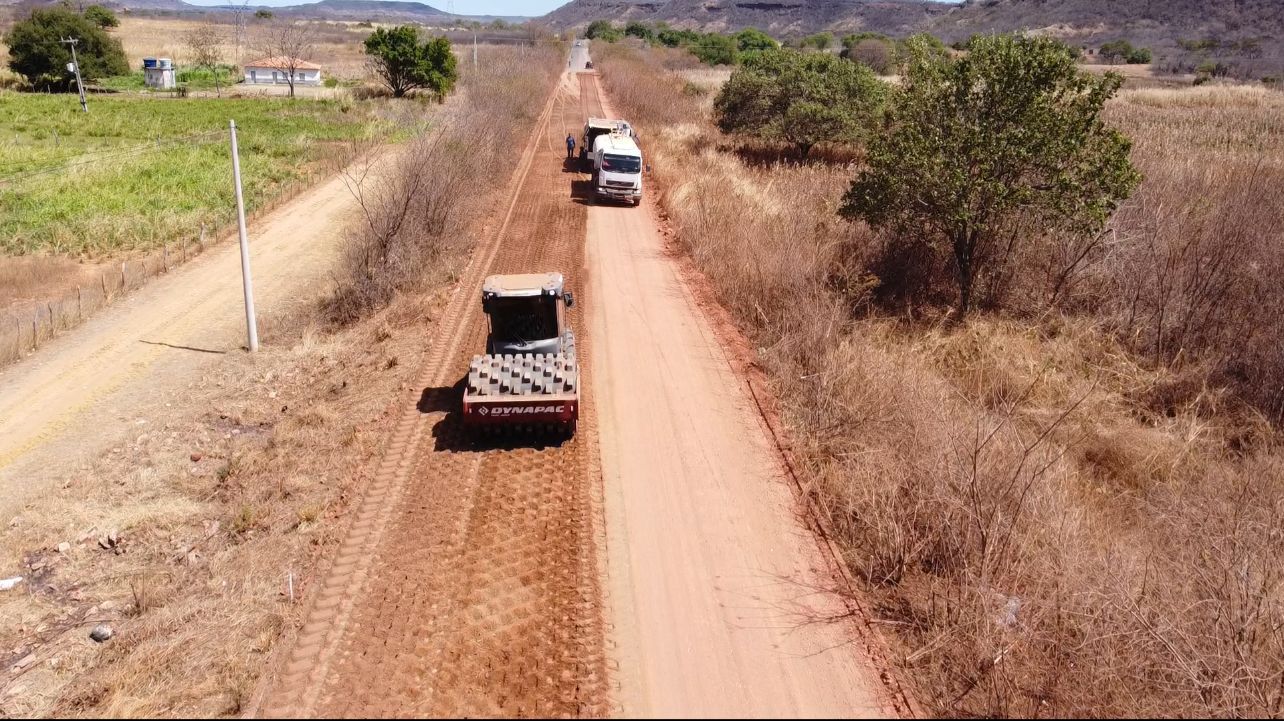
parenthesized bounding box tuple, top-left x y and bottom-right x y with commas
(590, 132, 643, 206)
(463, 273, 579, 436)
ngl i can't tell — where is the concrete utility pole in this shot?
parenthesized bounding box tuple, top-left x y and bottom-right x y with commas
(473, 32, 478, 70)
(228, 120, 260, 352)
(61, 37, 87, 113)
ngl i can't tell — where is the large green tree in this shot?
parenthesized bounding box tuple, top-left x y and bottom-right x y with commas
(363, 25, 458, 100)
(692, 33, 737, 65)
(585, 20, 621, 43)
(734, 27, 778, 52)
(840, 34, 1141, 316)
(5, 7, 128, 89)
(624, 21, 654, 42)
(714, 48, 886, 156)
(83, 5, 118, 29)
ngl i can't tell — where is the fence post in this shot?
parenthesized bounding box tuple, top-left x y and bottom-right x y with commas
(77, 286, 83, 320)
(163, 244, 168, 272)
(101, 273, 108, 302)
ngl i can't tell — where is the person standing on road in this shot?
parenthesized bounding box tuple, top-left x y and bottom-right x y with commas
(566, 134, 576, 159)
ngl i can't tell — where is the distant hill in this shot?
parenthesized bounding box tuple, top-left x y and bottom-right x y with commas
(543, 1, 952, 37)
(924, 0, 1284, 48)
(0, 0, 525, 24)
(274, 1, 455, 23)
(545, 0, 1284, 52)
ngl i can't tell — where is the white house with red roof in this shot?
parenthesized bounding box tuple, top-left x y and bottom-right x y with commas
(242, 56, 323, 86)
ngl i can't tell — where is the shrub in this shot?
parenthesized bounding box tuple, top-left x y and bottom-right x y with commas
(691, 33, 737, 65)
(734, 27, 777, 53)
(363, 25, 458, 100)
(714, 48, 885, 156)
(585, 20, 622, 43)
(624, 21, 654, 42)
(1128, 46, 1153, 64)
(657, 26, 702, 48)
(4, 7, 129, 88)
(83, 4, 118, 29)
(844, 38, 895, 74)
(797, 32, 833, 51)
(840, 34, 1140, 316)
(1100, 39, 1151, 64)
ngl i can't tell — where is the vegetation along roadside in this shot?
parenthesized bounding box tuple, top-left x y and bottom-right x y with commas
(596, 36, 1284, 718)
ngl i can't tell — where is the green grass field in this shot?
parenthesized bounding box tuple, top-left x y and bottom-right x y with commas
(0, 92, 389, 256)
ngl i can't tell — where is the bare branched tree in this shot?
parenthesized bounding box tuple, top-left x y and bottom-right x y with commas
(229, 0, 250, 63)
(254, 20, 316, 97)
(186, 22, 223, 68)
(185, 21, 225, 96)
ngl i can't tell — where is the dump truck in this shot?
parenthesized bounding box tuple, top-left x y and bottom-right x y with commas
(462, 273, 579, 436)
(579, 117, 629, 164)
(590, 131, 644, 206)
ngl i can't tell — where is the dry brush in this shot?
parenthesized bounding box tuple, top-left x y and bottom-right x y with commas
(596, 42, 1284, 717)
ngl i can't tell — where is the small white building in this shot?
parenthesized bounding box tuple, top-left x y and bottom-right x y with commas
(243, 57, 323, 86)
(143, 57, 175, 89)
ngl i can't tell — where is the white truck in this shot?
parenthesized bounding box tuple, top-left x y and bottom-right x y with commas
(590, 131, 644, 206)
(580, 117, 629, 163)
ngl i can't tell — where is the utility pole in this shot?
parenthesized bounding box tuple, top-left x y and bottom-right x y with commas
(473, 32, 478, 70)
(228, 120, 260, 352)
(61, 37, 87, 113)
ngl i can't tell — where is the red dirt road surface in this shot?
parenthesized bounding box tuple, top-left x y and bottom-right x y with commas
(584, 75, 898, 717)
(252, 51, 903, 718)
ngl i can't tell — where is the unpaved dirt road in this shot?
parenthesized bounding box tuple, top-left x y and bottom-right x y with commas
(0, 156, 387, 520)
(585, 75, 896, 718)
(252, 66, 610, 718)
(253, 46, 902, 719)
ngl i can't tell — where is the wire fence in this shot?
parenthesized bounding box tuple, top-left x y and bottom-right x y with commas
(0, 168, 323, 368)
(0, 226, 212, 366)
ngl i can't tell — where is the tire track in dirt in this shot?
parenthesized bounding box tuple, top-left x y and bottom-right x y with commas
(254, 72, 610, 718)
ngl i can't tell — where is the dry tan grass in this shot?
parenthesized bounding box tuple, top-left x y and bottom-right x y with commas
(598, 43, 1284, 717)
(0, 297, 434, 716)
(114, 17, 373, 80)
(326, 43, 565, 322)
(0, 256, 106, 312)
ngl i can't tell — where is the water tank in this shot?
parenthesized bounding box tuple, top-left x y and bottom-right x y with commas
(143, 57, 158, 69)
(158, 58, 173, 69)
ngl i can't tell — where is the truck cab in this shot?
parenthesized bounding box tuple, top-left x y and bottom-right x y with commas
(591, 132, 643, 206)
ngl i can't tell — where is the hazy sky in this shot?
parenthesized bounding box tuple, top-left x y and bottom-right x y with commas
(184, 1, 570, 15)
